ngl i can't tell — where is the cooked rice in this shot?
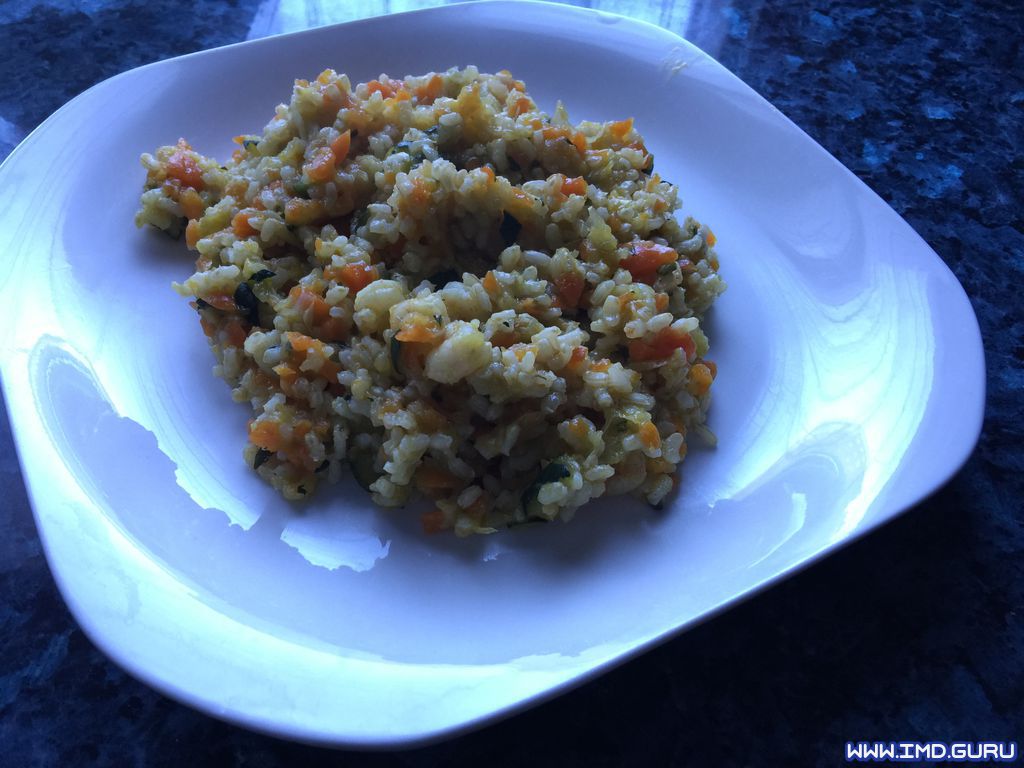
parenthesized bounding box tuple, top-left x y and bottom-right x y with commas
(135, 67, 725, 535)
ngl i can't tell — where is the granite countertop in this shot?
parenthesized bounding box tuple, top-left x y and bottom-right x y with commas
(1, 0, 1021, 764)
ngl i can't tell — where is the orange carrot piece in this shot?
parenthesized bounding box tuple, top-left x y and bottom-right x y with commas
(396, 321, 442, 343)
(639, 421, 661, 450)
(337, 262, 378, 294)
(628, 327, 696, 362)
(231, 210, 259, 238)
(621, 241, 678, 284)
(185, 219, 200, 248)
(687, 363, 714, 396)
(179, 187, 204, 220)
(508, 95, 533, 117)
(303, 146, 336, 183)
(223, 320, 248, 347)
(608, 118, 634, 142)
(482, 270, 499, 294)
(203, 292, 236, 311)
(554, 272, 585, 309)
(561, 176, 587, 196)
(249, 420, 282, 452)
(284, 198, 326, 225)
(420, 508, 447, 535)
(415, 73, 444, 104)
(330, 130, 351, 163)
(166, 139, 204, 190)
(566, 345, 588, 371)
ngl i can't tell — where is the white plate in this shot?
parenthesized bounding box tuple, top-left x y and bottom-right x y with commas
(0, 0, 984, 748)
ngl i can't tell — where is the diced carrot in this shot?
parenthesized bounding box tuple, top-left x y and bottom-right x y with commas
(608, 118, 634, 142)
(166, 139, 205, 190)
(561, 176, 587, 196)
(541, 126, 569, 143)
(231, 210, 259, 238)
(420, 508, 447, 535)
(518, 298, 543, 317)
(621, 241, 678, 284)
(185, 219, 200, 248)
(285, 331, 317, 353)
(415, 73, 444, 104)
(179, 187, 204, 220)
(293, 288, 331, 323)
(337, 261, 378, 294)
(639, 421, 661, 450)
(688, 363, 714, 396)
(249, 420, 283, 452)
(508, 95, 533, 117)
(482, 270, 499, 294)
(628, 327, 696, 362)
(505, 188, 534, 220)
(317, 86, 351, 125)
(330, 129, 351, 164)
(463, 495, 487, 523)
(284, 198, 326, 225)
(480, 165, 495, 183)
(554, 271, 585, 309)
(284, 332, 342, 379)
(315, 316, 349, 343)
(566, 345, 588, 371)
(591, 359, 611, 372)
(199, 315, 215, 337)
(408, 177, 432, 208)
(489, 330, 516, 347)
(303, 146, 336, 183)
(655, 292, 669, 312)
(568, 416, 589, 438)
(366, 79, 396, 98)
(416, 466, 462, 491)
(224, 320, 247, 347)
(273, 362, 297, 380)
(571, 131, 588, 155)
(705, 360, 718, 378)
(706, 230, 717, 247)
(396, 320, 442, 343)
(203, 292, 236, 311)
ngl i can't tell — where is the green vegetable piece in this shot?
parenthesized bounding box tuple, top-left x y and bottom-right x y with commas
(253, 448, 272, 469)
(233, 282, 261, 326)
(428, 269, 460, 287)
(500, 212, 522, 246)
(350, 448, 378, 492)
(152, 221, 183, 240)
(250, 269, 276, 283)
(521, 460, 571, 513)
(389, 336, 403, 374)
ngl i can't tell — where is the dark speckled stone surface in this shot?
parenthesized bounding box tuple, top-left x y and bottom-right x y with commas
(1, 0, 1021, 765)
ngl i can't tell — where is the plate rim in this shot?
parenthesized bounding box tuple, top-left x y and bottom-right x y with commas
(0, 0, 986, 748)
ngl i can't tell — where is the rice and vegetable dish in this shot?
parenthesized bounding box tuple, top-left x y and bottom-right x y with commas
(135, 67, 725, 535)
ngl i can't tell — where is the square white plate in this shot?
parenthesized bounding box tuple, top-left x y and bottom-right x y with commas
(0, 0, 983, 748)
